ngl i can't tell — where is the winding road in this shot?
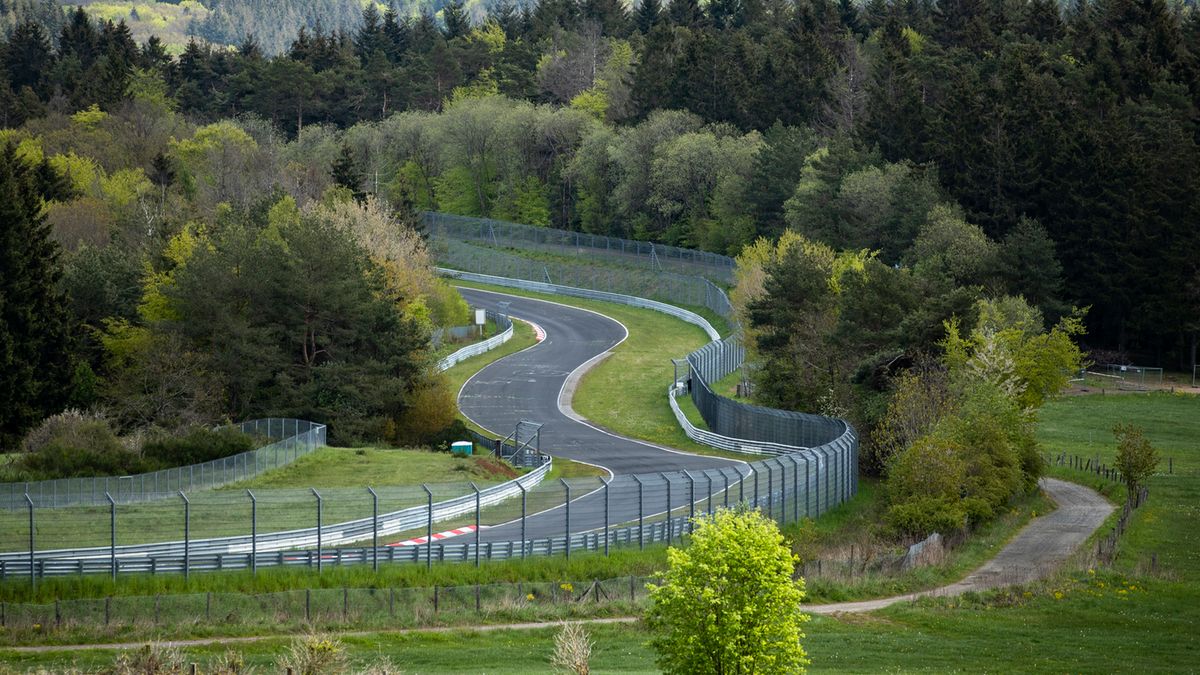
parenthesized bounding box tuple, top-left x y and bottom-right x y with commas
(455, 287, 749, 545)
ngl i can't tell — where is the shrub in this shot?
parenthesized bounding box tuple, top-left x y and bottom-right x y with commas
(17, 413, 142, 479)
(140, 426, 256, 466)
(275, 634, 348, 675)
(1114, 423, 1159, 501)
(646, 507, 810, 674)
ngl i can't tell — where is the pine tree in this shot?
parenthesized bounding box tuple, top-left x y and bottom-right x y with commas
(442, 0, 472, 39)
(0, 145, 77, 450)
(331, 144, 364, 200)
(667, 0, 705, 28)
(636, 0, 662, 33)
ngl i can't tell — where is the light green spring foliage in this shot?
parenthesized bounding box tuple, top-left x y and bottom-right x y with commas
(646, 507, 809, 675)
(1113, 423, 1159, 501)
(883, 296, 1085, 534)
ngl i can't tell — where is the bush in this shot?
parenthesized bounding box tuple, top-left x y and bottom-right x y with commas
(646, 507, 810, 674)
(17, 412, 144, 479)
(140, 426, 256, 466)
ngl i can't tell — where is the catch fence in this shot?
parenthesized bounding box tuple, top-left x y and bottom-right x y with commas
(0, 420, 326, 510)
(422, 211, 736, 285)
(1, 456, 850, 579)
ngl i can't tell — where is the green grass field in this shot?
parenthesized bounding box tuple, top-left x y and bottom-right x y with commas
(224, 446, 518, 489)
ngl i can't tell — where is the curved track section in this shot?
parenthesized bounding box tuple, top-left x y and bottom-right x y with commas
(457, 288, 737, 476)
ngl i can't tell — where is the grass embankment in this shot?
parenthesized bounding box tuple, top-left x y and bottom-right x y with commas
(451, 281, 744, 462)
(226, 447, 519, 489)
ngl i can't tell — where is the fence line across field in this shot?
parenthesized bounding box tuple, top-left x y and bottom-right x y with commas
(1, 452, 853, 579)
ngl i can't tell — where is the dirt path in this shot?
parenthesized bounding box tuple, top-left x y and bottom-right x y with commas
(805, 477, 1114, 614)
(3, 479, 1112, 654)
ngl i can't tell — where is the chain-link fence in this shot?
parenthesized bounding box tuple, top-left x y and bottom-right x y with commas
(0, 450, 858, 579)
(422, 212, 736, 285)
(0, 420, 326, 510)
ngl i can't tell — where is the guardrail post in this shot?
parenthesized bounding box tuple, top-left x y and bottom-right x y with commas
(660, 472, 672, 544)
(24, 494, 34, 590)
(518, 481, 527, 559)
(422, 484, 433, 571)
(311, 488, 323, 575)
(601, 477, 610, 556)
(633, 475, 645, 550)
(368, 487, 379, 572)
(179, 491, 190, 579)
(560, 478, 571, 559)
(106, 492, 116, 582)
(471, 482, 481, 567)
(247, 489, 257, 576)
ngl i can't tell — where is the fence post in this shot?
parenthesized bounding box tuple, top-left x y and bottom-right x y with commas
(765, 462, 774, 521)
(471, 482, 481, 567)
(633, 475, 645, 550)
(660, 472, 672, 544)
(311, 488, 323, 575)
(422, 484, 433, 571)
(367, 487, 379, 572)
(723, 471, 730, 508)
(792, 457, 800, 523)
(97, 490, 119, 582)
(247, 489, 257, 576)
(685, 471, 695, 534)
(24, 494, 34, 590)
(601, 477, 610, 556)
(179, 491, 189, 579)
(738, 466, 745, 504)
(561, 478, 571, 559)
(518, 481, 527, 559)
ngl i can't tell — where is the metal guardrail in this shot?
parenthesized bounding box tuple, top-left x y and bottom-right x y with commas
(439, 269, 722, 342)
(1, 419, 326, 510)
(436, 309, 514, 371)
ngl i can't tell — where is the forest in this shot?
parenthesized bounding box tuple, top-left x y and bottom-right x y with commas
(0, 0, 1197, 497)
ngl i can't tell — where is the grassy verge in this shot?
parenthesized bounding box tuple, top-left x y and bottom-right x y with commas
(7, 574, 1198, 673)
(452, 280, 747, 462)
(224, 447, 519, 489)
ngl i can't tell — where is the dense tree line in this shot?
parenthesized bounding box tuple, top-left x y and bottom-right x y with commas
(5, 0, 1190, 365)
(1, 0, 1198, 458)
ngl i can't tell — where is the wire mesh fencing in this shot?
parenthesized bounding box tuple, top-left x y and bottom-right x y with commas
(422, 211, 736, 285)
(431, 235, 734, 322)
(0, 419, 326, 510)
(0, 576, 658, 637)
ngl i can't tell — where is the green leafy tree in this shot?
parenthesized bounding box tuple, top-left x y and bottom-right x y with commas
(646, 507, 810, 675)
(1113, 423, 1159, 501)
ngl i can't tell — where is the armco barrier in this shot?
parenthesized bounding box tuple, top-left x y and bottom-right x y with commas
(437, 309, 513, 370)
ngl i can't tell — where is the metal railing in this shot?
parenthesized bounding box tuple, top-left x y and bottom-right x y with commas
(436, 309, 514, 371)
(1, 419, 326, 510)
